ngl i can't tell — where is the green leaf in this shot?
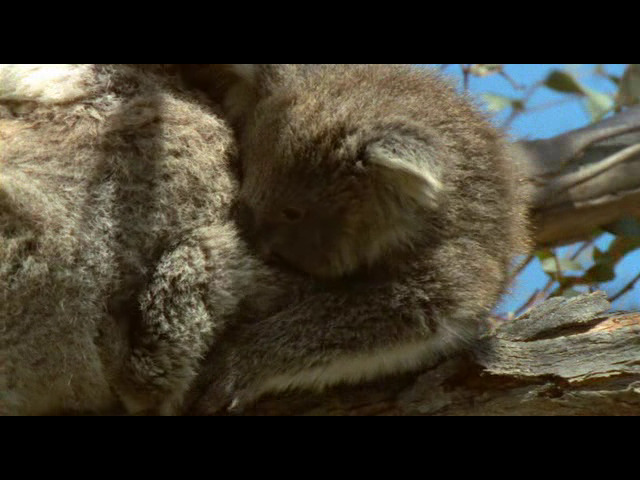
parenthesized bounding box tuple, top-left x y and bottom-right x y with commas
(511, 99, 525, 111)
(544, 70, 585, 95)
(592, 246, 607, 262)
(607, 75, 621, 87)
(583, 87, 614, 122)
(535, 249, 555, 262)
(482, 93, 514, 112)
(606, 235, 640, 263)
(585, 263, 616, 282)
(618, 64, 640, 107)
(603, 216, 640, 237)
(470, 64, 502, 77)
(541, 258, 583, 273)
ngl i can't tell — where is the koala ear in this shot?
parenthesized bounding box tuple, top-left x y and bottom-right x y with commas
(365, 135, 444, 209)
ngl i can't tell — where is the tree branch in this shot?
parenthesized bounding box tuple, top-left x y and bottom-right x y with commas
(205, 292, 640, 416)
(518, 106, 640, 247)
(538, 143, 640, 202)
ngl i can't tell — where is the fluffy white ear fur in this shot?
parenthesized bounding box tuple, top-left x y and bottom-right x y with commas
(0, 64, 92, 103)
(366, 136, 443, 209)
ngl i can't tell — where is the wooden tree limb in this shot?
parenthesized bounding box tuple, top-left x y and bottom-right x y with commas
(222, 292, 640, 415)
(519, 106, 640, 247)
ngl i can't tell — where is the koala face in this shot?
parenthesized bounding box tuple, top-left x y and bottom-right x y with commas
(236, 90, 445, 279)
(237, 144, 370, 278)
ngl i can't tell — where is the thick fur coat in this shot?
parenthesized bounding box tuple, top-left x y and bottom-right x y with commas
(0, 65, 530, 415)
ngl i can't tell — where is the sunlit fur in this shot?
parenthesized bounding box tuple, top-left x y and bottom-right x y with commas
(2, 65, 531, 415)
(0, 64, 93, 103)
(1, 64, 250, 414)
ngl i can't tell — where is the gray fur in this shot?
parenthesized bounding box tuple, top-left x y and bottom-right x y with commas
(182, 64, 532, 414)
(1, 64, 530, 415)
(0, 64, 265, 414)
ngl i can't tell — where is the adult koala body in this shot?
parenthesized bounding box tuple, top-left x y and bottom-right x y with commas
(0, 64, 293, 414)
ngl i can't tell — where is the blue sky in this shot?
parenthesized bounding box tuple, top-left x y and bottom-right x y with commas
(425, 64, 639, 314)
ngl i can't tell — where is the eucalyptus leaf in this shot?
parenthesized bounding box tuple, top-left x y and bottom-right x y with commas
(470, 64, 502, 77)
(607, 74, 621, 87)
(603, 216, 640, 237)
(535, 249, 555, 262)
(585, 263, 616, 282)
(618, 64, 640, 107)
(544, 70, 585, 95)
(592, 246, 607, 262)
(541, 257, 583, 273)
(584, 87, 614, 122)
(606, 235, 640, 263)
(482, 93, 514, 112)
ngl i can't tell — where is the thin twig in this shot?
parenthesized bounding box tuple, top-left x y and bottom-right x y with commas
(509, 254, 534, 279)
(570, 238, 596, 262)
(609, 271, 640, 303)
(501, 80, 544, 129)
(514, 273, 559, 317)
(513, 261, 555, 317)
(513, 288, 541, 317)
(460, 64, 471, 91)
(512, 239, 596, 317)
(499, 70, 524, 90)
(553, 254, 564, 283)
(524, 96, 577, 114)
(501, 109, 521, 130)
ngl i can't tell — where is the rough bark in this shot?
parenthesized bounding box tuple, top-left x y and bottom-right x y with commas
(222, 292, 640, 416)
(520, 105, 640, 247)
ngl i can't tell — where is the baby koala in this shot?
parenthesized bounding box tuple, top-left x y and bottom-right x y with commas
(182, 64, 531, 413)
(186, 64, 529, 279)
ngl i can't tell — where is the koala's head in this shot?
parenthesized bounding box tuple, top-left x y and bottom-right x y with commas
(208, 65, 473, 278)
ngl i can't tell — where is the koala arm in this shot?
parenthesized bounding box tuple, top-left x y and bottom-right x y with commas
(189, 275, 474, 415)
(117, 223, 294, 415)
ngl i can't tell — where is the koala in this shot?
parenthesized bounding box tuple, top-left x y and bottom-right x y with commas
(178, 64, 532, 413)
(0, 64, 298, 415)
(0, 64, 530, 415)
